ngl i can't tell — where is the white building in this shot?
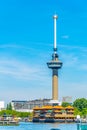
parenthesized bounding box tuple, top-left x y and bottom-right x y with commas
(62, 96, 72, 104)
(0, 101, 5, 110)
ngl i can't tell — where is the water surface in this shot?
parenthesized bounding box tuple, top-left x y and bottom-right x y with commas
(0, 122, 77, 130)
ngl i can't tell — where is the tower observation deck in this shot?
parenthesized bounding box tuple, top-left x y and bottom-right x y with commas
(47, 14, 62, 102)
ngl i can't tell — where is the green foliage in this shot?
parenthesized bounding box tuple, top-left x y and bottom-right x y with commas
(0, 110, 33, 118)
(73, 98, 87, 111)
(81, 108, 87, 118)
(0, 110, 17, 116)
(17, 112, 30, 117)
(62, 102, 72, 107)
(74, 108, 81, 116)
(6, 103, 12, 110)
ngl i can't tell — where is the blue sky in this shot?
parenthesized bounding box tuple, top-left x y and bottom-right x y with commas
(0, 0, 87, 104)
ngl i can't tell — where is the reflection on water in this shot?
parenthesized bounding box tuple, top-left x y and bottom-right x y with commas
(0, 122, 77, 130)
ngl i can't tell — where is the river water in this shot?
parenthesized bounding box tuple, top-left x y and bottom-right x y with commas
(0, 122, 77, 130)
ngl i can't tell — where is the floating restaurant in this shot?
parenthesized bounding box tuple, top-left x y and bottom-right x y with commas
(33, 105, 75, 123)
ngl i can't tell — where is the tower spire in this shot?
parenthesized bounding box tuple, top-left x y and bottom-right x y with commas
(53, 14, 58, 52)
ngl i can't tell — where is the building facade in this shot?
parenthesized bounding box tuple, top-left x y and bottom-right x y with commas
(0, 101, 5, 110)
(11, 99, 51, 112)
(62, 96, 72, 104)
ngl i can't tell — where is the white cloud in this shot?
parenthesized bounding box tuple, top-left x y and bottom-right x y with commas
(0, 59, 43, 80)
(59, 82, 87, 101)
(59, 43, 87, 52)
(0, 58, 51, 85)
(61, 53, 78, 67)
(79, 64, 87, 70)
(58, 44, 87, 71)
(0, 44, 35, 53)
(61, 35, 69, 39)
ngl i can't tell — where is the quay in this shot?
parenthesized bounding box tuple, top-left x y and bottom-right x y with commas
(0, 120, 19, 126)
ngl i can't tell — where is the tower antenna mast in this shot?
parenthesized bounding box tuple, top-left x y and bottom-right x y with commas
(53, 14, 58, 52)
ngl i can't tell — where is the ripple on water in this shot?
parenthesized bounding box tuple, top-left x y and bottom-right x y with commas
(0, 122, 77, 130)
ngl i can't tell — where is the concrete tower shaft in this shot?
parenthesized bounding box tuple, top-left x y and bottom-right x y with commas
(47, 14, 62, 101)
(52, 69, 58, 100)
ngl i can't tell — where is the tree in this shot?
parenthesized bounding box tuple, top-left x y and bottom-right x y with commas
(81, 108, 87, 118)
(62, 102, 71, 107)
(6, 103, 12, 110)
(73, 98, 87, 111)
(74, 107, 81, 116)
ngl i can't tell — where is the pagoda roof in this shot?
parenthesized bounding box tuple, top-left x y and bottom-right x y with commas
(65, 106, 74, 109)
(53, 106, 64, 109)
(41, 105, 53, 109)
(33, 106, 41, 110)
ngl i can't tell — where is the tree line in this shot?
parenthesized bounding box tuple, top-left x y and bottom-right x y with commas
(0, 103, 33, 118)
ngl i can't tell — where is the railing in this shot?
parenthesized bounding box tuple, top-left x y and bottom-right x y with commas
(0, 120, 19, 126)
